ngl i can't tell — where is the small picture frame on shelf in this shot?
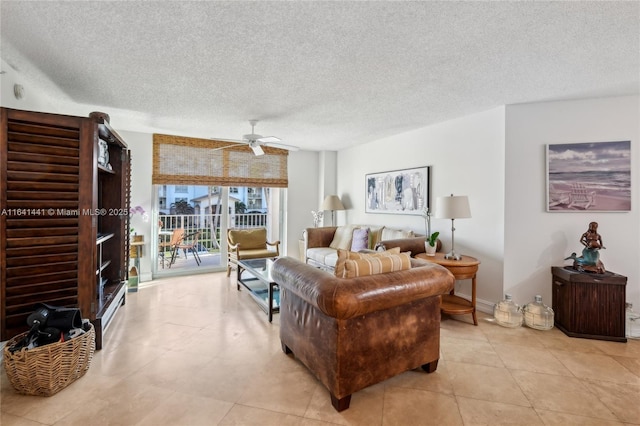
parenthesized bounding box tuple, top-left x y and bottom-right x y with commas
(98, 138, 110, 169)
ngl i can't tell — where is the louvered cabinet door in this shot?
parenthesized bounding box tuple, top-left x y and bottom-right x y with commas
(0, 109, 94, 341)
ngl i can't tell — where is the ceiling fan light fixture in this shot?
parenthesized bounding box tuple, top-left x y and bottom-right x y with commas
(212, 120, 297, 156)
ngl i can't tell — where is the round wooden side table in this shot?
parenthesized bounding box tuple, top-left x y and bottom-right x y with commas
(416, 252, 481, 325)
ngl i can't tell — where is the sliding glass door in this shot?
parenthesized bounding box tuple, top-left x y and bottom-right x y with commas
(152, 185, 282, 277)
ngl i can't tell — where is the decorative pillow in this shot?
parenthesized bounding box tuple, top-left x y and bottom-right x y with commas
(368, 226, 385, 250)
(343, 252, 411, 278)
(350, 227, 370, 252)
(329, 225, 356, 250)
(380, 227, 414, 241)
(334, 247, 401, 278)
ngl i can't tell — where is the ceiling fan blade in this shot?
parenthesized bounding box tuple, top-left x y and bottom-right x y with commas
(256, 136, 281, 144)
(209, 144, 242, 152)
(213, 137, 245, 143)
(207, 139, 247, 153)
(264, 141, 300, 151)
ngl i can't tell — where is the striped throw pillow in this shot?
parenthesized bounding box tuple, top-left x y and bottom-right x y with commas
(334, 247, 401, 278)
(343, 252, 411, 278)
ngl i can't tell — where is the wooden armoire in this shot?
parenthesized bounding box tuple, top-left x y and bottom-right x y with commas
(0, 108, 130, 349)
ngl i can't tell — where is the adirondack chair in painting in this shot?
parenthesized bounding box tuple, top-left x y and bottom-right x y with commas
(548, 183, 572, 207)
(568, 183, 596, 209)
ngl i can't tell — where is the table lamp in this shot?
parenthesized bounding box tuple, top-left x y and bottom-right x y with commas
(321, 195, 345, 226)
(435, 194, 471, 260)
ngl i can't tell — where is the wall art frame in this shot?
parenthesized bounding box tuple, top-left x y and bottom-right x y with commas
(365, 166, 430, 215)
(546, 140, 631, 212)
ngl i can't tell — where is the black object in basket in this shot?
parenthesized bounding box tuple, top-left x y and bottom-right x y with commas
(3, 323, 95, 396)
(7, 303, 84, 353)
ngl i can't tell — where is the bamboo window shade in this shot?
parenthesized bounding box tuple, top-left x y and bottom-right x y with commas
(152, 133, 289, 187)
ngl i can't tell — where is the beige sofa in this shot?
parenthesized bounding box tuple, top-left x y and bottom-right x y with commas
(303, 225, 428, 271)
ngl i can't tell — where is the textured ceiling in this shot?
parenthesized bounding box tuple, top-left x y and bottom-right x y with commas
(1, 1, 638, 151)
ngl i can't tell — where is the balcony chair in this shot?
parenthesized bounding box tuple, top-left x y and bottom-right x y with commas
(176, 231, 202, 266)
(159, 228, 184, 269)
(226, 228, 280, 278)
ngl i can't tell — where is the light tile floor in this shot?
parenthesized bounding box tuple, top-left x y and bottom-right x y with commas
(2, 272, 639, 425)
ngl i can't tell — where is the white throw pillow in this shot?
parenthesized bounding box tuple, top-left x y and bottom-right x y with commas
(329, 225, 357, 250)
(380, 227, 414, 241)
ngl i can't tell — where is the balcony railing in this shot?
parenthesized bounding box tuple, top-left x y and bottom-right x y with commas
(158, 213, 268, 251)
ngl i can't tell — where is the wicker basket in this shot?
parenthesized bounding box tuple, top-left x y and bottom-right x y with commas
(3, 324, 95, 396)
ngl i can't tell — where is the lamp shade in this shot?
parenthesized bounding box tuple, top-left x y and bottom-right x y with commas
(321, 195, 345, 211)
(435, 195, 471, 219)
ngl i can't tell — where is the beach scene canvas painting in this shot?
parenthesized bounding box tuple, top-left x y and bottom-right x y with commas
(547, 141, 631, 212)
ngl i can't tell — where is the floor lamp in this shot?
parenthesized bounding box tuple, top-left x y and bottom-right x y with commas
(321, 195, 345, 226)
(435, 194, 471, 260)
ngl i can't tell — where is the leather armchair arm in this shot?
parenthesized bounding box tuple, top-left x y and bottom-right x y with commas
(376, 236, 442, 256)
(303, 227, 338, 249)
(272, 257, 454, 320)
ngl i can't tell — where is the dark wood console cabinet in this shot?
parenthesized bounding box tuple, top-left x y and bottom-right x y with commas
(0, 108, 130, 349)
(551, 266, 627, 342)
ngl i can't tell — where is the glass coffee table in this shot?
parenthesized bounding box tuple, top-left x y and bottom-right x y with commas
(237, 258, 280, 322)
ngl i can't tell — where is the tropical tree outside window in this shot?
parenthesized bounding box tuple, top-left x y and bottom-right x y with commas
(170, 200, 195, 214)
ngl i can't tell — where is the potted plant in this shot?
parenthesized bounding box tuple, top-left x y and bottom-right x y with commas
(425, 231, 439, 256)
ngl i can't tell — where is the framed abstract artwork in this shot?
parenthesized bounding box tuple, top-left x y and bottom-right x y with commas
(546, 141, 631, 212)
(365, 166, 430, 215)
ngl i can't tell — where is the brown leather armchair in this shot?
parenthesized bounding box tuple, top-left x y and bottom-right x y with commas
(271, 257, 454, 411)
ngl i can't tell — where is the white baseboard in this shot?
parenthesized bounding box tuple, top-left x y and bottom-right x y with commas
(453, 291, 495, 315)
(476, 297, 496, 315)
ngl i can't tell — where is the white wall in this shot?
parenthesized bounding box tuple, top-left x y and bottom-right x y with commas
(1, 59, 155, 131)
(318, 151, 338, 225)
(338, 107, 506, 311)
(1, 59, 57, 112)
(286, 150, 321, 259)
(505, 95, 640, 308)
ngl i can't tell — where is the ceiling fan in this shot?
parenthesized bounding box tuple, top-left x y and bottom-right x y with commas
(214, 120, 299, 156)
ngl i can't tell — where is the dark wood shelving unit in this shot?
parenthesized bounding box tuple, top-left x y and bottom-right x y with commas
(97, 164, 115, 174)
(1, 108, 130, 349)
